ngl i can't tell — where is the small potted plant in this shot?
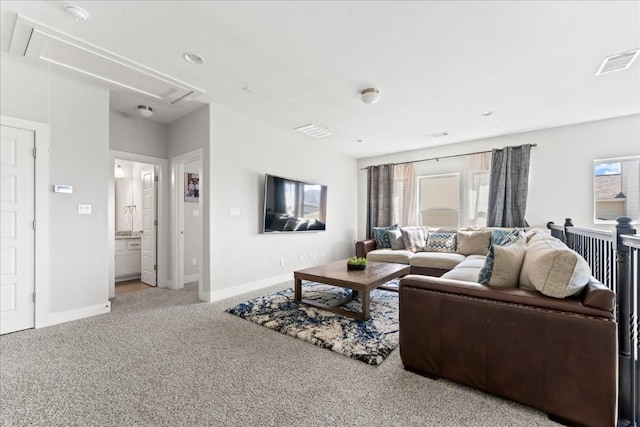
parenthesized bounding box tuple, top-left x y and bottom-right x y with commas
(347, 256, 368, 270)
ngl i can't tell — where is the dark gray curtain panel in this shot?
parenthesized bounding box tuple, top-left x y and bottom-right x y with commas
(366, 164, 395, 238)
(487, 144, 532, 227)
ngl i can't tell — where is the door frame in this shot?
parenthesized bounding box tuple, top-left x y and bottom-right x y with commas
(108, 150, 168, 298)
(0, 115, 50, 329)
(171, 149, 203, 294)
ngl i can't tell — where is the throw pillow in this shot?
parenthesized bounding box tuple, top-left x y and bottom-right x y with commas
(424, 232, 456, 253)
(388, 229, 405, 250)
(488, 239, 527, 287)
(372, 225, 398, 249)
(400, 227, 427, 252)
(456, 230, 492, 256)
(519, 238, 591, 298)
(478, 228, 525, 284)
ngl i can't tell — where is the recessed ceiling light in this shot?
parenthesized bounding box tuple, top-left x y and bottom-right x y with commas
(356, 139, 364, 143)
(64, 4, 90, 21)
(482, 111, 493, 116)
(242, 86, 255, 93)
(183, 52, 204, 65)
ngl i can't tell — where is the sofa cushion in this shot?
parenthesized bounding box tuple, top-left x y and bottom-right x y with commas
(488, 238, 527, 288)
(425, 232, 456, 253)
(409, 252, 465, 270)
(456, 257, 486, 269)
(519, 236, 591, 298)
(372, 225, 398, 249)
(366, 249, 413, 264)
(401, 226, 427, 252)
(387, 229, 405, 250)
(441, 266, 482, 282)
(456, 230, 491, 256)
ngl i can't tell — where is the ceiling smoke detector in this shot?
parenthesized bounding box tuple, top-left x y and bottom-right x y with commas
(64, 4, 90, 21)
(360, 88, 380, 104)
(137, 105, 153, 118)
(596, 49, 639, 75)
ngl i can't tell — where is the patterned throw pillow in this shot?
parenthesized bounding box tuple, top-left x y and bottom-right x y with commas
(424, 232, 457, 253)
(479, 228, 525, 284)
(372, 225, 398, 249)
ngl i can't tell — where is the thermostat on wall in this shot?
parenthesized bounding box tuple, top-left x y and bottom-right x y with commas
(53, 185, 73, 193)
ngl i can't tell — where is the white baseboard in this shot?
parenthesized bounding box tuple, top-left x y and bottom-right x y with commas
(184, 274, 199, 284)
(36, 301, 111, 329)
(208, 273, 292, 302)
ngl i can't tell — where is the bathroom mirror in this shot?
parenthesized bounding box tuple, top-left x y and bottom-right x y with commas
(115, 177, 135, 232)
(593, 155, 640, 224)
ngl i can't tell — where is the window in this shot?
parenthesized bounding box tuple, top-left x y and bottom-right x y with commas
(417, 173, 460, 227)
(468, 171, 490, 227)
(594, 156, 640, 223)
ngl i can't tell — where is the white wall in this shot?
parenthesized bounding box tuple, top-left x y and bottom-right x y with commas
(184, 159, 202, 279)
(357, 114, 640, 238)
(168, 105, 209, 293)
(208, 105, 358, 299)
(1, 56, 110, 321)
(109, 110, 168, 159)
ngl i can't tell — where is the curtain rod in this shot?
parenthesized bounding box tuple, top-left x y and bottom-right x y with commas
(359, 143, 537, 170)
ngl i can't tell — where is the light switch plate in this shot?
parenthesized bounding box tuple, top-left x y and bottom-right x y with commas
(78, 204, 92, 214)
(192, 210, 199, 217)
(229, 208, 240, 216)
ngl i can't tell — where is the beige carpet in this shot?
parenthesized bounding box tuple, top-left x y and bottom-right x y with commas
(0, 281, 560, 426)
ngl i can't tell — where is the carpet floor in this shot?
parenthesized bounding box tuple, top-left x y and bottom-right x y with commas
(0, 281, 560, 426)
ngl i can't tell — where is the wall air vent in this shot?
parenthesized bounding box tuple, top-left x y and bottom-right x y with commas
(295, 124, 332, 139)
(596, 49, 639, 76)
(425, 131, 449, 139)
(8, 15, 205, 105)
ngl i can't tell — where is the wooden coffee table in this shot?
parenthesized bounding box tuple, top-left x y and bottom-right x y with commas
(293, 260, 410, 321)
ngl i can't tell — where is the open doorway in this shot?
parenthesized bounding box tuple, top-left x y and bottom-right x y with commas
(108, 151, 169, 299)
(114, 159, 157, 293)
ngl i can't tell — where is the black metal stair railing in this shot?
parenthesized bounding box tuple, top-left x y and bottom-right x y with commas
(547, 217, 638, 427)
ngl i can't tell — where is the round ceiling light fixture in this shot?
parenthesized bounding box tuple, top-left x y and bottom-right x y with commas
(64, 4, 90, 21)
(482, 111, 493, 117)
(360, 88, 380, 104)
(183, 52, 204, 65)
(137, 105, 153, 118)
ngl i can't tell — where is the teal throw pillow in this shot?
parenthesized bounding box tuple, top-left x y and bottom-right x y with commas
(372, 225, 398, 249)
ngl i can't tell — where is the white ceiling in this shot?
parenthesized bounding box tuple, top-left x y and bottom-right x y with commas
(1, 1, 638, 158)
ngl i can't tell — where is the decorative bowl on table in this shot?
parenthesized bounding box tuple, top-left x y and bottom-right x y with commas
(347, 257, 368, 270)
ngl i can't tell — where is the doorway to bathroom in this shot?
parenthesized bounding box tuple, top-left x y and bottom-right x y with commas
(114, 159, 157, 289)
(108, 150, 169, 299)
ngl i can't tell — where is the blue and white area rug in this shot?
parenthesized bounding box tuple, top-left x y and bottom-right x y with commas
(226, 280, 399, 365)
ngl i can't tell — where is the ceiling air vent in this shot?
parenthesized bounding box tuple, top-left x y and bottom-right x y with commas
(8, 15, 205, 105)
(425, 131, 449, 139)
(295, 124, 332, 139)
(596, 49, 639, 76)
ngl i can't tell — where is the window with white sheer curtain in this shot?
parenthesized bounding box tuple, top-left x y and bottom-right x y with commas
(417, 173, 460, 228)
(392, 163, 417, 227)
(465, 152, 492, 228)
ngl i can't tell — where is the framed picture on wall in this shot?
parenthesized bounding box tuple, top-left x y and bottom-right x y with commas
(185, 172, 199, 203)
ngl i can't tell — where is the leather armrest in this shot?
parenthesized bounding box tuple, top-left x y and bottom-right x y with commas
(355, 239, 377, 258)
(581, 278, 615, 312)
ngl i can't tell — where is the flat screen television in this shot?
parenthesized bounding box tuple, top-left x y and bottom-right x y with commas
(263, 174, 327, 233)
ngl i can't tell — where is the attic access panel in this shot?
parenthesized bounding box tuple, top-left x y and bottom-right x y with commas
(9, 15, 204, 105)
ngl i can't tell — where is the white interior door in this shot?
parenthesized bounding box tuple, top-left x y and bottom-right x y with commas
(1, 125, 35, 334)
(141, 169, 156, 286)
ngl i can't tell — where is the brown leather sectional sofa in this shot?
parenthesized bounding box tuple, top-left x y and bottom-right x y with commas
(399, 275, 617, 427)
(357, 228, 618, 426)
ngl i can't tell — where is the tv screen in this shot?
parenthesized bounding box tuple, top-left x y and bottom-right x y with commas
(263, 174, 327, 233)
